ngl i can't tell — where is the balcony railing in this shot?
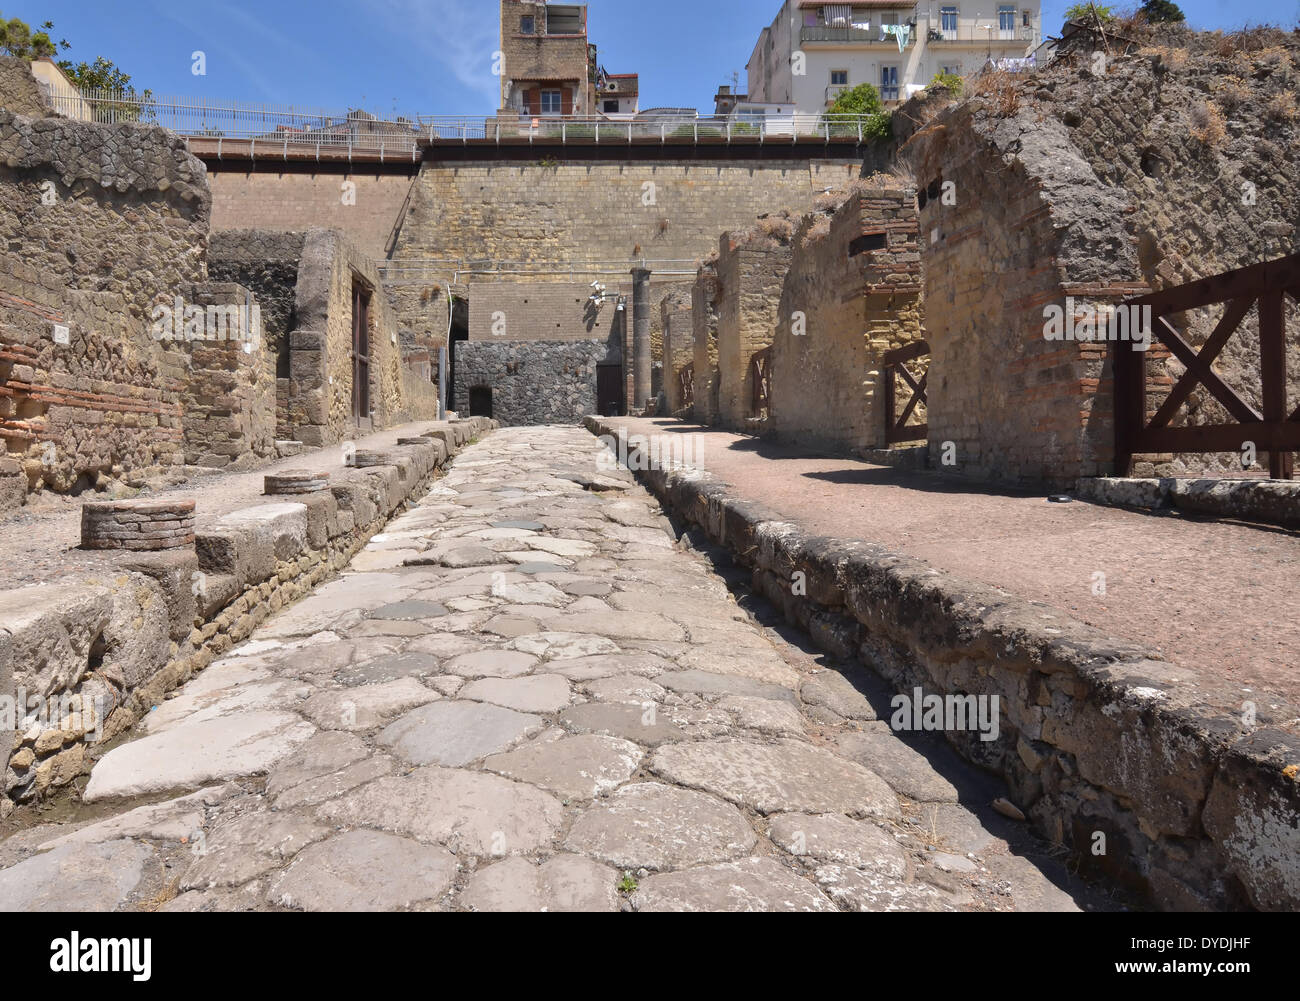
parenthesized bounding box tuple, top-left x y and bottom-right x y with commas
(801, 26, 914, 45)
(39, 91, 892, 156)
(924, 24, 1037, 45)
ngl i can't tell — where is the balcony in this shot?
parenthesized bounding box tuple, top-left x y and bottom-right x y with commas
(925, 25, 1037, 45)
(800, 26, 915, 46)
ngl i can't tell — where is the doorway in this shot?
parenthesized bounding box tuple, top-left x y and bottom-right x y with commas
(351, 280, 371, 424)
(469, 386, 493, 419)
(597, 363, 624, 417)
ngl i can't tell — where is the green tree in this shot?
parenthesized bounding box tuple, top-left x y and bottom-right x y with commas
(2, 13, 151, 122)
(0, 13, 64, 58)
(824, 82, 892, 141)
(1065, 3, 1117, 23)
(1139, 0, 1186, 23)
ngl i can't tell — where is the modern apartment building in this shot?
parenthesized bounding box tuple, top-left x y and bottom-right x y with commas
(498, 0, 638, 118)
(748, 1, 1042, 112)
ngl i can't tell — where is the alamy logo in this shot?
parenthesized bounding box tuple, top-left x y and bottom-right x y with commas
(1043, 299, 1152, 352)
(151, 298, 261, 344)
(890, 687, 1000, 743)
(0, 692, 105, 744)
(595, 431, 704, 473)
(50, 933, 151, 982)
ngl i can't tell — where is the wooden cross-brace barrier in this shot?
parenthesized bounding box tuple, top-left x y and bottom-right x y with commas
(1114, 253, 1300, 480)
(884, 340, 930, 444)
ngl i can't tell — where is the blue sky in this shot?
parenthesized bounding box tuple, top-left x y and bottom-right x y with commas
(10, 0, 1294, 115)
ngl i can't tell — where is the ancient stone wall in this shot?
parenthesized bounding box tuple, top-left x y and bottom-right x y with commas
(454, 340, 609, 426)
(209, 231, 306, 439)
(161, 283, 278, 469)
(390, 159, 862, 269)
(691, 262, 720, 424)
(769, 182, 924, 454)
(467, 281, 625, 343)
(208, 171, 417, 260)
(0, 55, 49, 118)
(288, 230, 439, 447)
(0, 105, 212, 508)
(714, 228, 793, 429)
(904, 27, 1300, 486)
(661, 288, 693, 414)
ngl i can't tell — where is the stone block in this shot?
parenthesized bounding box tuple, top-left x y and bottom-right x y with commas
(217, 503, 310, 566)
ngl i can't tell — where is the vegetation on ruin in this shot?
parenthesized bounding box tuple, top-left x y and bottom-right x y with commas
(929, 71, 965, 97)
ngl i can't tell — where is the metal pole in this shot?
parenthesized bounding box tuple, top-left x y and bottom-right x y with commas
(438, 345, 448, 420)
(631, 267, 653, 413)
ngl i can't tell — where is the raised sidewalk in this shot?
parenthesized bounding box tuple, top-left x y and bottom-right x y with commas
(587, 416, 1300, 911)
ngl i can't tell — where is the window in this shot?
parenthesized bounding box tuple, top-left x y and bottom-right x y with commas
(880, 65, 899, 101)
(941, 64, 960, 76)
(519, 15, 535, 34)
(1023, 10, 1032, 27)
(998, 5, 1015, 34)
(603, 99, 620, 113)
(941, 5, 958, 34)
(540, 90, 563, 116)
(830, 69, 849, 86)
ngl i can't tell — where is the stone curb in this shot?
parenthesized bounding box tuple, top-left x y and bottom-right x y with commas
(584, 416, 1300, 912)
(0, 418, 498, 819)
(1077, 477, 1300, 529)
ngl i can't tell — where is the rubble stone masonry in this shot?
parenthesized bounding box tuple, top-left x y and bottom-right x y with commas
(0, 80, 212, 507)
(714, 231, 792, 429)
(905, 28, 1300, 486)
(769, 182, 924, 454)
(691, 262, 720, 424)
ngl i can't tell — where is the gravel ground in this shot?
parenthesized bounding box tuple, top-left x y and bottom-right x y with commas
(601, 418, 1300, 706)
(0, 421, 449, 591)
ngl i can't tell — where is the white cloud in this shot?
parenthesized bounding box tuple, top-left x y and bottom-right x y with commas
(362, 0, 500, 105)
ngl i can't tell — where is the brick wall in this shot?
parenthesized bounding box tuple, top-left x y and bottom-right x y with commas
(467, 281, 625, 343)
(160, 283, 278, 469)
(714, 231, 792, 429)
(208, 171, 416, 260)
(661, 287, 693, 414)
(209, 231, 306, 439)
(0, 107, 211, 508)
(691, 262, 720, 424)
(769, 182, 925, 453)
(290, 230, 419, 446)
(905, 29, 1300, 486)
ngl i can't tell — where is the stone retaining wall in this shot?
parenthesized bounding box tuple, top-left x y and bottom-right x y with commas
(454, 340, 610, 425)
(0, 418, 497, 816)
(585, 416, 1300, 912)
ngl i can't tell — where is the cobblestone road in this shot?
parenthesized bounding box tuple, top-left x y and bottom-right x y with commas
(0, 427, 1108, 912)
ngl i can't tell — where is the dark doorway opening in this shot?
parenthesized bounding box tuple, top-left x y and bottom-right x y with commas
(597, 363, 624, 417)
(469, 385, 493, 419)
(447, 296, 469, 413)
(351, 280, 371, 425)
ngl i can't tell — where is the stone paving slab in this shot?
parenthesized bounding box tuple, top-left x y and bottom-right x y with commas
(0, 426, 1109, 913)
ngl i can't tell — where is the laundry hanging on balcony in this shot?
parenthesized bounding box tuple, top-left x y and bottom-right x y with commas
(881, 24, 911, 52)
(823, 4, 852, 26)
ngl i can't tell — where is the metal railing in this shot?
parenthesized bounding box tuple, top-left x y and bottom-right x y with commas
(45, 90, 423, 157)
(41, 91, 888, 152)
(801, 26, 916, 45)
(921, 24, 1037, 45)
